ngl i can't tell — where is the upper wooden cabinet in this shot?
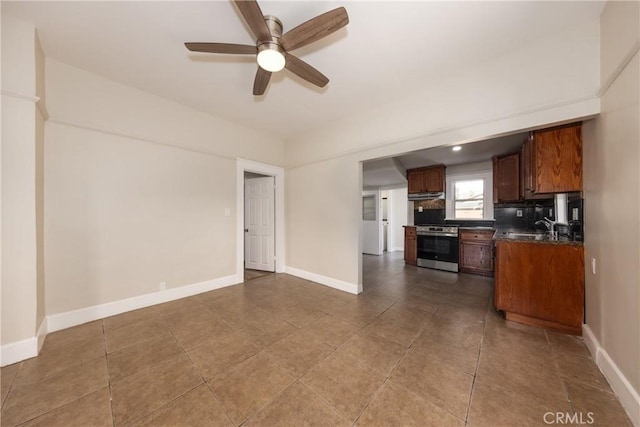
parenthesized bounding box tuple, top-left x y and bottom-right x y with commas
(526, 123, 583, 194)
(493, 122, 583, 203)
(406, 165, 445, 194)
(492, 152, 521, 203)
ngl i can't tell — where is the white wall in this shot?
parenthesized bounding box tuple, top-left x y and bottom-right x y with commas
(42, 59, 285, 316)
(583, 2, 639, 424)
(1, 16, 43, 355)
(284, 19, 601, 291)
(388, 188, 408, 252)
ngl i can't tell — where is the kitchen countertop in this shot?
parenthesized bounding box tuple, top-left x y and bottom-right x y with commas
(459, 226, 494, 231)
(493, 228, 583, 246)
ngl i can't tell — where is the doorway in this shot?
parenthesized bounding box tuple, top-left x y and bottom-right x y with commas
(236, 159, 285, 282)
(244, 173, 275, 272)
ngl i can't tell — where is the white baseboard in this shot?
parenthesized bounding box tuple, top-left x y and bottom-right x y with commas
(284, 266, 360, 295)
(0, 274, 241, 367)
(388, 247, 405, 253)
(583, 324, 640, 427)
(1, 337, 38, 367)
(37, 317, 48, 353)
(47, 274, 240, 333)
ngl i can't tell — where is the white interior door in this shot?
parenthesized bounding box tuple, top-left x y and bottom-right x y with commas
(244, 176, 275, 271)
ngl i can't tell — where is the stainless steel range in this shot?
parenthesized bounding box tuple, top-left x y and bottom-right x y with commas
(416, 225, 459, 272)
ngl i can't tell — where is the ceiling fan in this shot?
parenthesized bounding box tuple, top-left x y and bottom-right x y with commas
(185, 0, 349, 96)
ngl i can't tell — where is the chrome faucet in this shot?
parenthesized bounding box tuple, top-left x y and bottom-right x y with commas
(535, 217, 557, 238)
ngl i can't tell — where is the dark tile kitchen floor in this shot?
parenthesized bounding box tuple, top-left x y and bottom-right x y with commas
(1, 252, 633, 426)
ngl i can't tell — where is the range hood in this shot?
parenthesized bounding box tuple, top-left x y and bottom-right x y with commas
(408, 192, 445, 201)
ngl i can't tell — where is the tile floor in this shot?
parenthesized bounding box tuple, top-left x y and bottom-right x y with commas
(1, 252, 633, 426)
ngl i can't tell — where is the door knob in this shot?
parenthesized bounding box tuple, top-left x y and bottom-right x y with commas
(244, 229, 249, 232)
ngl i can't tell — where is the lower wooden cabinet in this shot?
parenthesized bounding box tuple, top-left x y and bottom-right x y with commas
(404, 226, 417, 265)
(494, 240, 584, 334)
(459, 229, 494, 276)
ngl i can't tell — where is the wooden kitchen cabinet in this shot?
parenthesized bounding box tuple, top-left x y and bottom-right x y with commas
(524, 123, 583, 195)
(459, 229, 494, 276)
(406, 165, 445, 194)
(492, 152, 521, 202)
(494, 240, 584, 334)
(404, 226, 417, 265)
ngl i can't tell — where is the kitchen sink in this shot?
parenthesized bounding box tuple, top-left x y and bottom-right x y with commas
(499, 231, 548, 240)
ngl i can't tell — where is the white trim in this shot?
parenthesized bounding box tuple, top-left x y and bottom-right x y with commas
(1, 337, 38, 367)
(285, 266, 360, 295)
(236, 159, 285, 282)
(389, 246, 405, 252)
(47, 274, 239, 333)
(582, 324, 640, 427)
(37, 317, 48, 353)
(1, 90, 40, 103)
(598, 40, 640, 97)
(445, 170, 494, 221)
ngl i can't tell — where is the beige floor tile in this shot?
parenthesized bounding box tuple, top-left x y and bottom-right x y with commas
(188, 330, 259, 381)
(40, 321, 104, 354)
(269, 303, 327, 328)
(105, 317, 171, 353)
(555, 352, 610, 391)
(103, 306, 160, 331)
(482, 321, 551, 359)
(155, 295, 207, 317)
(19, 387, 112, 427)
(211, 352, 295, 425)
(321, 300, 386, 327)
(246, 382, 349, 427)
(566, 380, 633, 427)
(301, 351, 385, 423)
(476, 348, 566, 404)
(107, 333, 184, 381)
(110, 353, 203, 425)
(266, 329, 334, 377)
(236, 316, 299, 348)
(339, 333, 406, 376)
(15, 335, 105, 386)
(547, 331, 591, 357)
(410, 336, 479, 375)
(130, 384, 233, 427)
(468, 380, 572, 427)
(362, 306, 429, 347)
(302, 314, 361, 348)
(1, 357, 108, 427)
(391, 348, 474, 420)
(356, 380, 465, 427)
(169, 313, 234, 351)
(1, 364, 20, 408)
(418, 315, 484, 354)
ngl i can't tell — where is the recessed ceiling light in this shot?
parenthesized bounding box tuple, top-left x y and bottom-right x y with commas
(452, 146, 462, 152)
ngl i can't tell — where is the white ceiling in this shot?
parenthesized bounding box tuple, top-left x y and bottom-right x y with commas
(3, 1, 605, 140)
(363, 132, 527, 188)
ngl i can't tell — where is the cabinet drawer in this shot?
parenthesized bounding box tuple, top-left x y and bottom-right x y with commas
(405, 227, 417, 237)
(459, 230, 493, 242)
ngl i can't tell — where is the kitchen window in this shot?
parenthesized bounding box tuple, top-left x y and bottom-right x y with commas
(454, 179, 484, 219)
(445, 170, 494, 220)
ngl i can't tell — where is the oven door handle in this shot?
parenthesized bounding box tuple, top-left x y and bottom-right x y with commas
(417, 232, 458, 238)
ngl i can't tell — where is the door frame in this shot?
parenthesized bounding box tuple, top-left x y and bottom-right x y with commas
(236, 158, 285, 281)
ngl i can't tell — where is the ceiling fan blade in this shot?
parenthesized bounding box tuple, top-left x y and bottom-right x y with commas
(280, 7, 349, 52)
(234, 0, 272, 43)
(185, 42, 257, 55)
(284, 54, 329, 88)
(253, 67, 272, 95)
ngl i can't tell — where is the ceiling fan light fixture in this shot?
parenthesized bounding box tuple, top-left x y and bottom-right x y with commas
(257, 42, 285, 72)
